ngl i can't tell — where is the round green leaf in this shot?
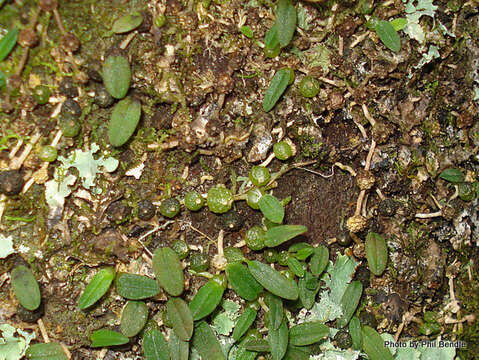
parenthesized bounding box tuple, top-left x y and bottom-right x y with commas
(247, 260, 298, 300)
(365, 232, 388, 276)
(90, 329, 129, 347)
(152, 247, 184, 296)
(26, 343, 67, 360)
(120, 301, 149, 337)
(108, 97, 141, 147)
(112, 12, 143, 34)
(78, 267, 115, 309)
(259, 194, 284, 224)
(225, 262, 263, 301)
(167, 297, 193, 341)
(102, 55, 131, 99)
(115, 273, 159, 300)
(189, 279, 224, 321)
(10, 265, 41, 311)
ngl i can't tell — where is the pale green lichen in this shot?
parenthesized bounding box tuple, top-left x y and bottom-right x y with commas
(0, 324, 36, 360)
(0, 233, 15, 258)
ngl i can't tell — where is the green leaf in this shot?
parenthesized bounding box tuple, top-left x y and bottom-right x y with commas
(349, 316, 362, 350)
(259, 194, 284, 223)
(337, 281, 363, 328)
(289, 321, 329, 346)
(264, 24, 279, 50)
(108, 97, 141, 147)
(0, 28, 18, 62)
(283, 345, 311, 360)
(112, 12, 143, 34)
(248, 260, 298, 300)
(115, 273, 159, 300)
(390, 18, 407, 31)
(225, 262, 263, 301)
(240, 25, 254, 39)
(241, 338, 270, 352)
(232, 308, 257, 342)
(192, 322, 225, 360)
(78, 267, 115, 309)
(365, 232, 388, 276)
(294, 247, 314, 261)
(310, 245, 329, 276)
(10, 265, 41, 311)
(189, 279, 225, 321)
(439, 168, 464, 183)
(120, 301, 149, 337)
(361, 326, 394, 360)
(298, 272, 320, 310)
(263, 68, 291, 112)
(102, 55, 131, 99)
(265, 225, 307, 247)
(276, 0, 296, 48)
(287, 257, 305, 277)
(375, 20, 401, 52)
(167, 297, 193, 341)
(169, 331, 189, 360)
(152, 247, 184, 296)
(90, 329, 129, 347)
(265, 293, 283, 330)
(142, 329, 169, 360)
(26, 343, 67, 360)
(268, 319, 288, 360)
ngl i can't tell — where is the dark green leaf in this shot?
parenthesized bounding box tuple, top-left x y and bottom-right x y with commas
(120, 301, 149, 337)
(232, 308, 257, 342)
(108, 97, 141, 147)
(90, 329, 129, 347)
(365, 232, 388, 276)
(167, 297, 193, 341)
(310, 245, 329, 276)
(265, 225, 307, 247)
(248, 260, 298, 300)
(152, 247, 184, 296)
(142, 329, 169, 360)
(115, 273, 159, 300)
(189, 279, 224, 321)
(26, 343, 67, 360)
(439, 168, 464, 183)
(276, 0, 296, 48)
(349, 316, 362, 350)
(361, 326, 393, 360)
(264, 24, 279, 49)
(337, 281, 363, 328)
(240, 25, 254, 39)
(226, 262, 263, 301)
(265, 293, 283, 330)
(0, 28, 18, 62)
(112, 12, 143, 34)
(268, 319, 288, 360)
(169, 331, 189, 360)
(102, 55, 131, 99)
(298, 272, 319, 310)
(78, 267, 115, 310)
(241, 338, 270, 352)
(283, 345, 311, 360)
(10, 265, 41, 311)
(289, 321, 329, 346)
(287, 257, 305, 277)
(192, 322, 225, 360)
(259, 194, 284, 223)
(375, 20, 400, 52)
(263, 68, 290, 112)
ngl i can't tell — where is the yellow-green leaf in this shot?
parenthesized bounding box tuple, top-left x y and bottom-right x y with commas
(90, 329, 129, 347)
(0, 28, 18, 62)
(26, 343, 67, 360)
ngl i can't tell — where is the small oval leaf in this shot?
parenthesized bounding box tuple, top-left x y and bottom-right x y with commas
(365, 232, 388, 276)
(310, 246, 329, 276)
(189, 279, 224, 321)
(78, 267, 115, 309)
(143, 328, 169, 360)
(232, 308, 257, 342)
(0, 28, 18, 62)
(375, 20, 400, 52)
(276, 0, 297, 48)
(11, 265, 41, 311)
(192, 322, 225, 360)
(90, 329, 129, 347)
(167, 297, 193, 341)
(108, 97, 141, 147)
(349, 316, 362, 350)
(287, 257, 305, 277)
(259, 194, 284, 223)
(263, 68, 290, 112)
(115, 273, 159, 300)
(337, 281, 363, 328)
(169, 331, 189, 360)
(361, 326, 394, 360)
(120, 301, 149, 337)
(439, 168, 464, 183)
(102, 55, 131, 99)
(289, 321, 329, 346)
(112, 12, 143, 34)
(265, 225, 307, 248)
(226, 262, 263, 301)
(152, 247, 184, 296)
(26, 343, 67, 360)
(265, 293, 283, 331)
(248, 260, 298, 300)
(268, 319, 288, 360)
